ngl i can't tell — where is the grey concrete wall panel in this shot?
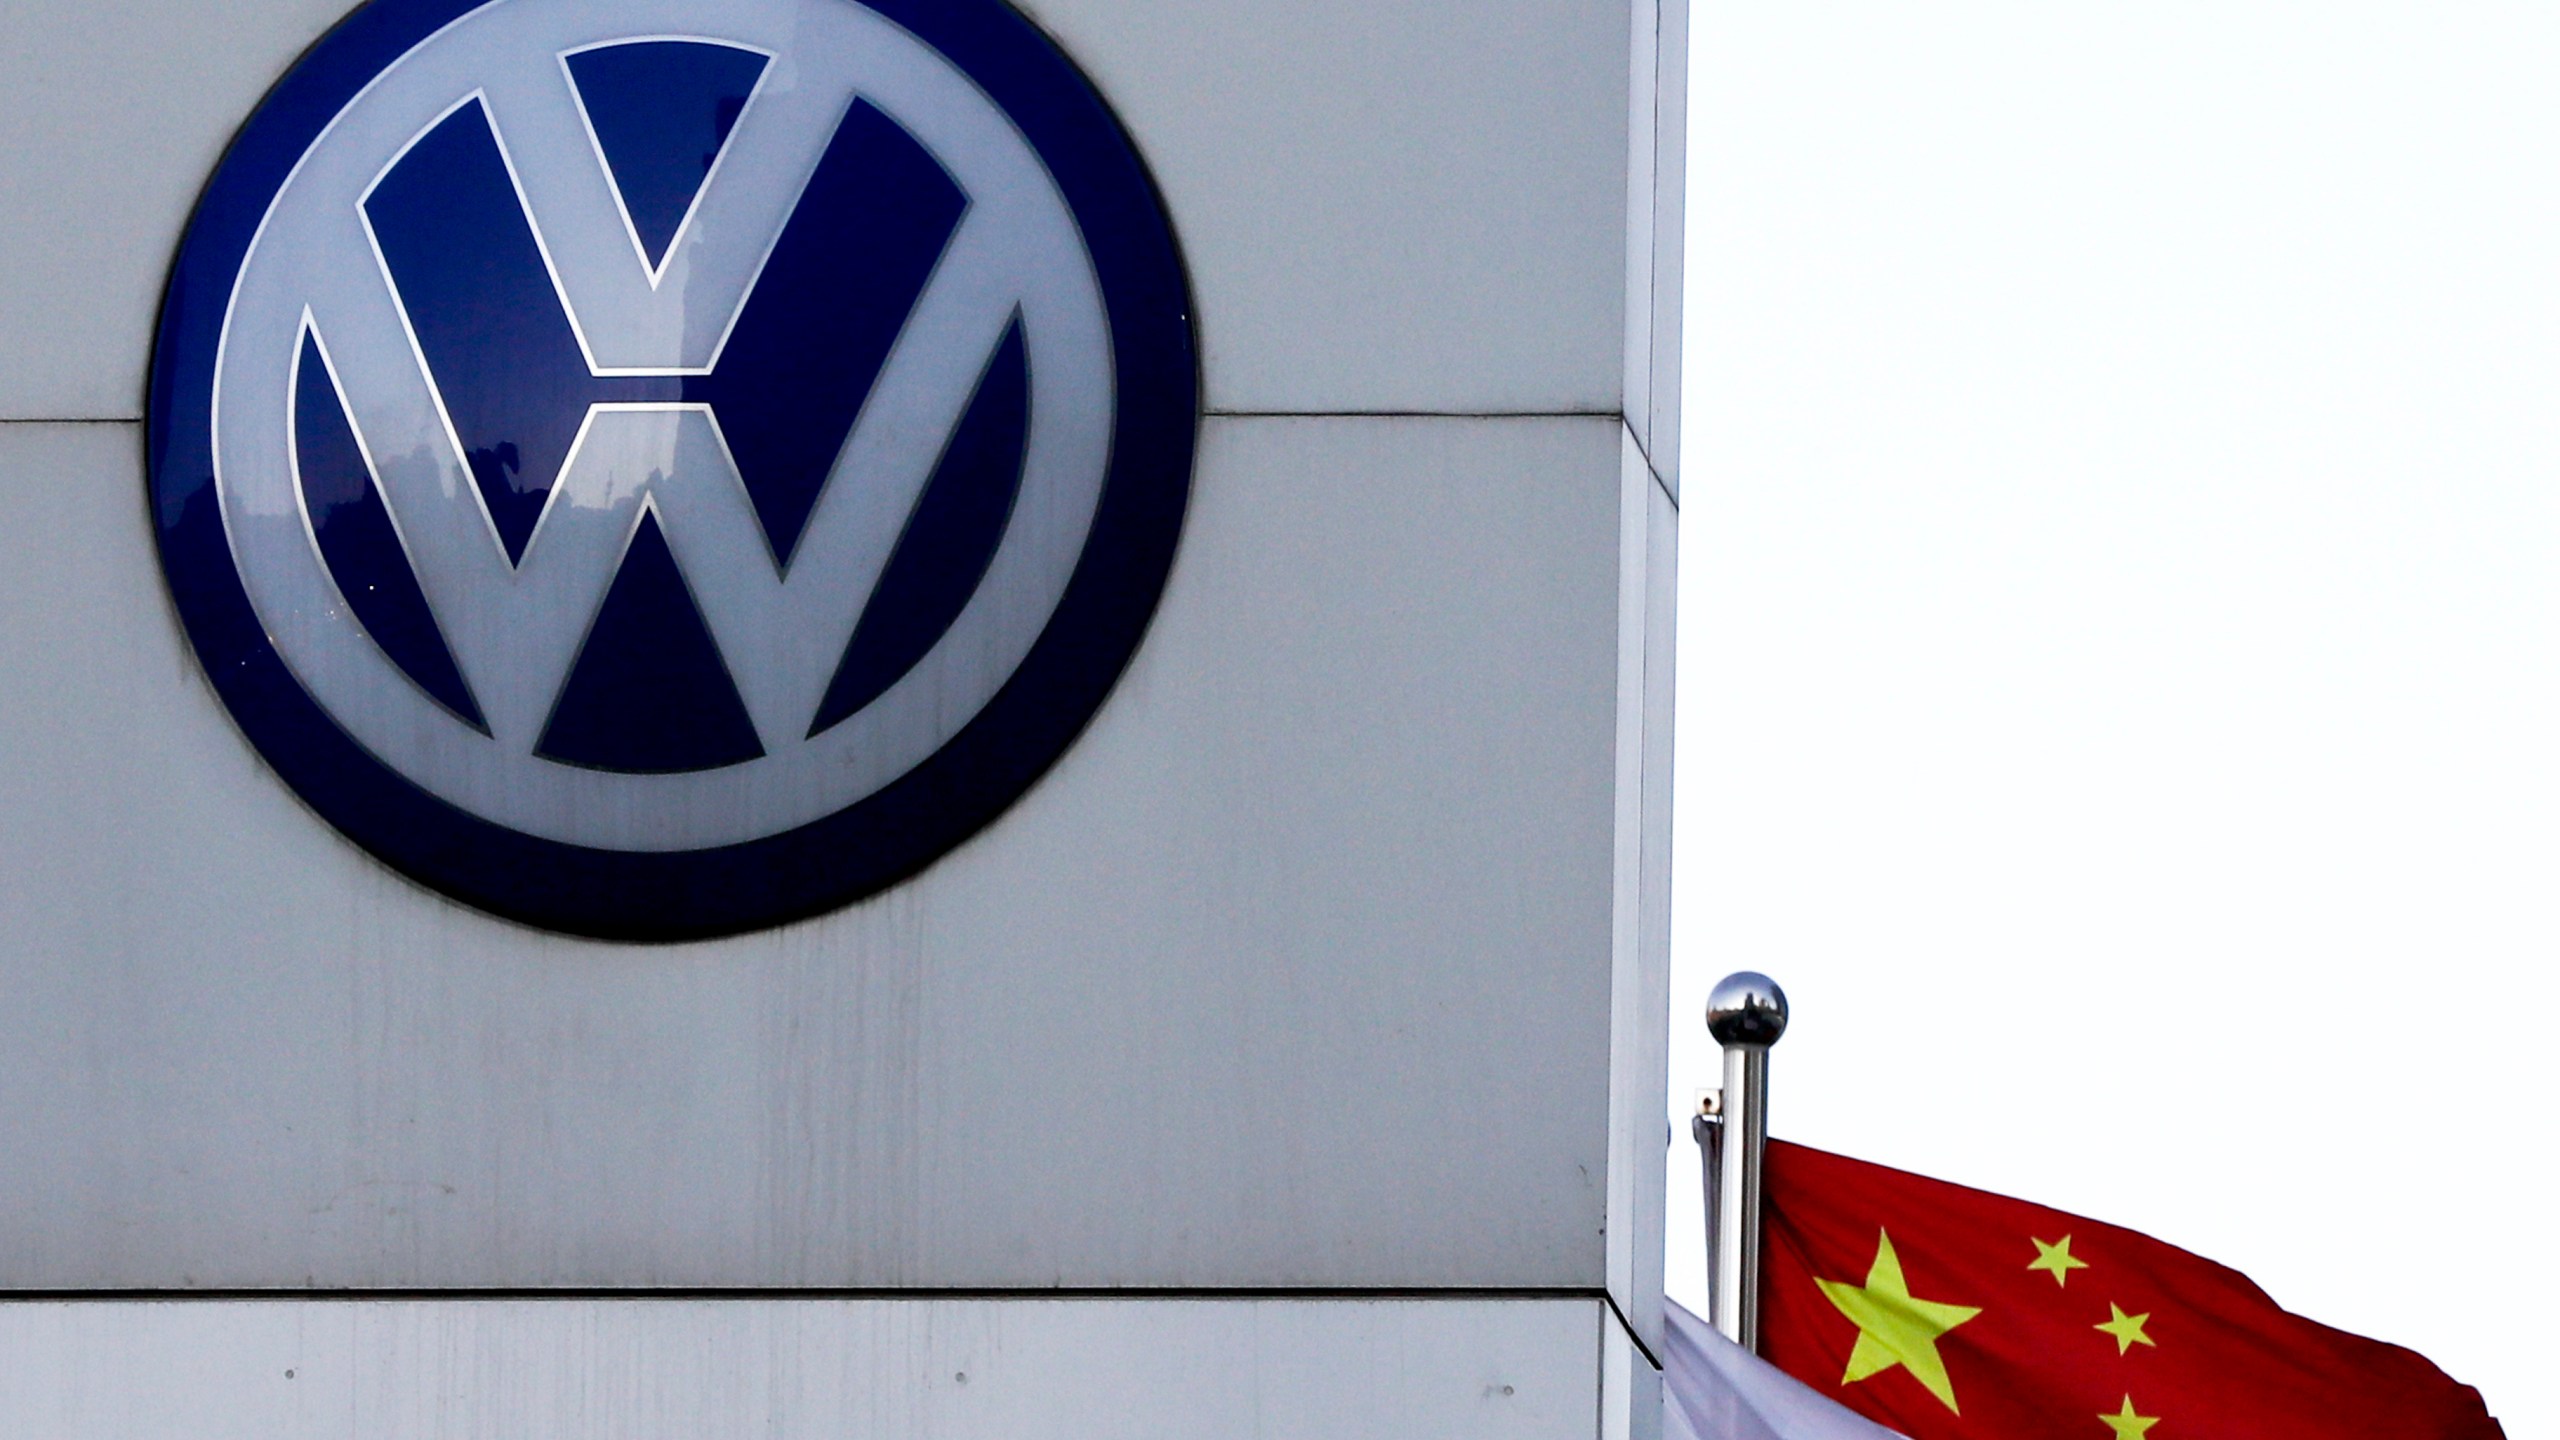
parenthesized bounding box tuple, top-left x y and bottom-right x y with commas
(0, 1298, 1604, 1439)
(1604, 430, 1678, 1357)
(1654, 0, 1691, 486)
(1622, 0, 1689, 494)
(0, 0, 355, 420)
(1022, 0, 1633, 416)
(0, 0, 1630, 421)
(1602, 1309, 1670, 1440)
(1636, 460, 1681, 1331)
(0, 0, 1683, 1413)
(0, 416, 1622, 1289)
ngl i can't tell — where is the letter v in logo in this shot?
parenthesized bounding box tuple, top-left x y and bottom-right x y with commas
(150, 0, 1197, 939)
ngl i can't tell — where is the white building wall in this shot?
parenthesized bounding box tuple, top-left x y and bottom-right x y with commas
(0, 1298, 1605, 1439)
(0, 0, 1681, 1431)
(0, 416, 1623, 1291)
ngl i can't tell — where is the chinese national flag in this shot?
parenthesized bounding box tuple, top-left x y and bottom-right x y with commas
(1759, 1140, 2505, 1440)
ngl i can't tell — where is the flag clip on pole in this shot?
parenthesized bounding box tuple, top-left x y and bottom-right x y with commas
(1705, 971, 1788, 1353)
(1692, 1087, 1721, 1312)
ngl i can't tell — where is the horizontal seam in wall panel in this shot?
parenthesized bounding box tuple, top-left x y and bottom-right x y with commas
(1206, 409, 1624, 422)
(0, 417, 142, 427)
(0, 1286, 1614, 1305)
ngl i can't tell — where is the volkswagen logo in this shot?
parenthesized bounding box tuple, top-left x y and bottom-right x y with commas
(149, 0, 1197, 939)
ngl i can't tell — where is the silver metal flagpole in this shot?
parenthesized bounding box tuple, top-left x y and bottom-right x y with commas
(1703, 971, 1788, 1352)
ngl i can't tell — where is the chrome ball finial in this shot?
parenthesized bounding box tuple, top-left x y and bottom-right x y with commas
(1706, 972, 1789, 1048)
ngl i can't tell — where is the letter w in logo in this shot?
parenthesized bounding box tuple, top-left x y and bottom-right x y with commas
(293, 40, 1031, 774)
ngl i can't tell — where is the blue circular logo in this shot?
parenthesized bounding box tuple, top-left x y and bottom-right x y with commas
(149, 0, 1197, 939)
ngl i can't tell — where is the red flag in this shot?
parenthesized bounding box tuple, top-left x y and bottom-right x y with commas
(1758, 1140, 2504, 1440)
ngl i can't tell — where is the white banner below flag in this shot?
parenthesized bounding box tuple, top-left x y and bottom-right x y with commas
(1663, 1299, 1913, 1440)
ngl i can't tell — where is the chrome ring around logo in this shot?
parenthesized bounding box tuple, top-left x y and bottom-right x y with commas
(149, 0, 1197, 940)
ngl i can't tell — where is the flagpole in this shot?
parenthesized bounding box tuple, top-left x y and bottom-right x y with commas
(1705, 971, 1788, 1352)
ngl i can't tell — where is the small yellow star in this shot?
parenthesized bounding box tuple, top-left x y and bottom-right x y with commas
(2095, 1303, 2155, 1355)
(2098, 1395, 2159, 1438)
(2028, 1235, 2090, 1288)
(1814, 1229, 1984, 1414)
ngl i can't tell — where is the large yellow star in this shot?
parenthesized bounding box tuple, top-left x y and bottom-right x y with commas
(2098, 1395, 2159, 1438)
(2095, 1303, 2155, 1355)
(2028, 1234, 2090, 1288)
(1814, 1229, 1984, 1414)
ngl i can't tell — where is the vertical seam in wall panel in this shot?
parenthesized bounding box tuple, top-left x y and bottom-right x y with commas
(1592, 1298, 1609, 1440)
(1622, 0, 1661, 484)
(1639, 456, 1678, 1368)
(1643, 0, 1686, 501)
(1648, 0, 1665, 482)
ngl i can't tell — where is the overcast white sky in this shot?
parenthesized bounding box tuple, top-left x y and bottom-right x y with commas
(1661, 6, 2555, 1434)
